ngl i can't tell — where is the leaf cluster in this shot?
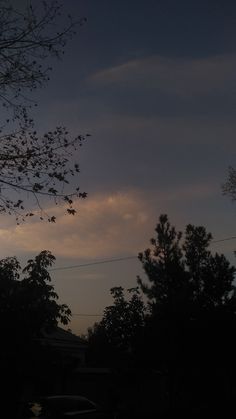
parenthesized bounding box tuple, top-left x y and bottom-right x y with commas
(88, 286, 145, 358)
(223, 166, 236, 201)
(0, 109, 88, 221)
(0, 250, 71, 341)
(0, 1, 88, 221)
(138, 214, 236, 314)
(0, 0, 85, 111)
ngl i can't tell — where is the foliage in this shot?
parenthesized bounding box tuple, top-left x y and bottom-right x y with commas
(88, 216, 236, 407)
(138, 214, 236, 314)
(223, 166, 236, 202)
(0, 249, 71, 343)
(87, 286, 145, 366)
(0, 1, 87, 221)
(136, 214, 236, 389)
(100, 286, 145, 348)
(0, 249, 72, 414)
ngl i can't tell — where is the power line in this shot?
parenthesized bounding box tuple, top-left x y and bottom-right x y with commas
(212, 236, 236, 244)
(72, 313, 102, 317)
(49, 235, 236, 273)
(66, 235, 236, 320)
(49, 255, 137, 272)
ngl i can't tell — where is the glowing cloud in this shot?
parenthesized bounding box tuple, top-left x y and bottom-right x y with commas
(0, 191, 153, 260)
(90, 53, 236, 97)
(0, 184, 219, 261)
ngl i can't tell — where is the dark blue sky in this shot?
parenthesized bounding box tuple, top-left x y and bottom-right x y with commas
(4, 0, 236, 334)
(36, 0, 236, 94)
(73, 0, 236, 60)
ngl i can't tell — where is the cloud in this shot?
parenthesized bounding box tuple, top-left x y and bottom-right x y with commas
(0, 185, 219, 261)
(0, 191, 152, 260)
(160, 182, 218, 202)
(90, 53, 236, 97)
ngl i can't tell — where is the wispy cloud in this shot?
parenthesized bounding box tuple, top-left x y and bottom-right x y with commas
(0, 192, 152, 260)
(0, 185, 219, 261)
(90, 53, 236, 97)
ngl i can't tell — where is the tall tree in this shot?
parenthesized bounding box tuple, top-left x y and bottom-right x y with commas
(100, 286, 145, 349)
(0, 1, 87, 222)
(0, 250, 71, 342)
(138, 214, 236, 314)
(0, 249, 71, 417)
(223, 166, 236, 202)
(87, 286, 145, 366)
(137, 214, 236, 408)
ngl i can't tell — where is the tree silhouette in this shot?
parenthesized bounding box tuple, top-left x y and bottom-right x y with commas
(87, 216, 236, 411)
(137, 214, 236, 409)
(87, 286, 145, 366)
(0, 250, 71, 342)
(138, 214, 236, 314)
(0, 249, 71, 417)
(223, 166, 236, 203)
(101, 286, 145, 349)
(0, 1, 87, 222)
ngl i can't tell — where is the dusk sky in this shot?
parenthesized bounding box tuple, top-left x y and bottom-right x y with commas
(2, 0, 236, 335)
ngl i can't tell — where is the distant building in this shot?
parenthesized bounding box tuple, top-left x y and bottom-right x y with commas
(19, 327, 88, 397)
(40, 327, 87, 368)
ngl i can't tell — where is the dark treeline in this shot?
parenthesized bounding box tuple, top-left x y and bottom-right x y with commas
(87, 214, 236, 413)
(1, 215, 236, 417)
(0, 251, 72, 418)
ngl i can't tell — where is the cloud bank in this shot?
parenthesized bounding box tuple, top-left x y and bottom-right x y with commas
(0, 184, 219, 262)
(0, 192, 152, 260)
(91, 54, 236, 97)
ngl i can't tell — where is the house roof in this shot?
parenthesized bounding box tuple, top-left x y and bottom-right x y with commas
(40, 326, 87, 351)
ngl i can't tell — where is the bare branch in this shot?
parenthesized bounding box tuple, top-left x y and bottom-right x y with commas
(0, 1, 88, 222)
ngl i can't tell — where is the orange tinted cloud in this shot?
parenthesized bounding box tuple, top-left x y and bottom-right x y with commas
(0, 184, 219, 260)
(0, 191, 152, 259)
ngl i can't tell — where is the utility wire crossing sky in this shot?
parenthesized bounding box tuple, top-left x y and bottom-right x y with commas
(49, 235, 236, 273)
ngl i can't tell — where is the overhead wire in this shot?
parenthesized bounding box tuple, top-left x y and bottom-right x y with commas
(72, 313, 102, 317)
(49, 234, 236, 273)
(63, 234, 236, 319)
(49, 255, 137, 272)
(212, 236, 236, 244)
